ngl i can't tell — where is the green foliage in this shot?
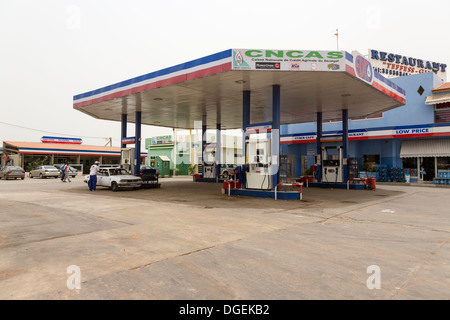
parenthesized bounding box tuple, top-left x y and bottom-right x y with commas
(188, 164, 197, 175)
(26, 159, 43, 172)
(362, 162, 376, 172)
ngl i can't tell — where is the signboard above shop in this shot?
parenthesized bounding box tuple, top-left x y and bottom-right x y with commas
(369, 49, 447, 81)
(232, 49, 346, 72)
(122, 137, 136, 144)
(151, 135, 173, 145)
(41, 136, 82, 144)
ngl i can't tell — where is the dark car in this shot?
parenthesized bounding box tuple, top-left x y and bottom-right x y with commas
(136, 165, 159, 176)
(0, 166, 25, 180)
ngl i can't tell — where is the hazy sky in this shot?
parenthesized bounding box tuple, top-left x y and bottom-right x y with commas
(1, 0, 449, 148)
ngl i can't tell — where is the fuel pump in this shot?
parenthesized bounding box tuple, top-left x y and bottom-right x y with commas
(246, 137, 272, 189)
(121, 148, 135, 174)
(321, 146, 343, 183)
(202, 147, 216, 179)
(203, 161, 216, 179)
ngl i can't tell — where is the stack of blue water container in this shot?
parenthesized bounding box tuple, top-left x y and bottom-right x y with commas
(433, 171, 450, 185)
(375, 165, 387, 182)
(388, 167, 404, 182)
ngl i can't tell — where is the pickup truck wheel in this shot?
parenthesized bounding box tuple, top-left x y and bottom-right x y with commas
(111, 182, 119, 192)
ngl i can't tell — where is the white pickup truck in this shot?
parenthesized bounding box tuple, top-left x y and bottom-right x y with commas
(84, 167, 142, 191)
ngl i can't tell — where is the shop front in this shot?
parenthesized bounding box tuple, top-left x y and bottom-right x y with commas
(3, 141, 144, 174)
(400, 138, 450, 181)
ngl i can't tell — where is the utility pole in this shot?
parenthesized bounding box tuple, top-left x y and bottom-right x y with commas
(334, 29, 339, 50)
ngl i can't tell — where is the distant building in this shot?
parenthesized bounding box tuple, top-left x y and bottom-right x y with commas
(2, 140, 146, 173)
(145, 130, 243, 176)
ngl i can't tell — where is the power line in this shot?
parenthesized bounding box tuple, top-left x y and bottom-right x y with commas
(0, 121, 111, 140)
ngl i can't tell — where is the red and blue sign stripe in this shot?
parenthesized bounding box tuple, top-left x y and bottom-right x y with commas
(73, 50, 233, 109)
(41, 136, 82, 144)
(281, 124, 450, 144)
(345, 52, 406, 104)
(122, 137, 136, 144)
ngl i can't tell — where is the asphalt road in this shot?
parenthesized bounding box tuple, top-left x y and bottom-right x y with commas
(0, 175, 448, 300)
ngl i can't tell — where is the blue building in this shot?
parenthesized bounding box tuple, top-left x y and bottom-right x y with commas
(280, 72, 450, 183)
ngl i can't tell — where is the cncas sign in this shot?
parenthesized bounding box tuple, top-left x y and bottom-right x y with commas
(151, 135, 173, 145)
(242, 50, 344, 59)
(232, 49, 345, 72)
(369, 49, 447, 80)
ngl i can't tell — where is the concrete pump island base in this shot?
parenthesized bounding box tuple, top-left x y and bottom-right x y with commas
(73, 48, 406, 199)
(0, 176, 449, 300)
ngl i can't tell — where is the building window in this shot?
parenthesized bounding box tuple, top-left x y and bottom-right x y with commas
(417, 86, 425, 96)
(437, 157, 450, 171)
(435, 102, 450, 123)
(362, 154, 380, 171)
(402, 157, 417, 170)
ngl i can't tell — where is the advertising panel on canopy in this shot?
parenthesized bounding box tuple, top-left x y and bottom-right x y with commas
(232, 49, 346, 72)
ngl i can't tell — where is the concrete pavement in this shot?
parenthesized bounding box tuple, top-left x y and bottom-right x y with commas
(0, 175, 448, 299)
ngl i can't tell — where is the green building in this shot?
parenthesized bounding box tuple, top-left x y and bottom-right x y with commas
(145, 134, 191, 176)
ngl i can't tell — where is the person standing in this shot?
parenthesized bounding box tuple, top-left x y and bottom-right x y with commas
(420, 166, 427, 181)
(89, 161, 99, 191)
(63, 162, 71, 183)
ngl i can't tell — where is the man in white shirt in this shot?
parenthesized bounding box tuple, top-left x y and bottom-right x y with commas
(89, 161, 100, 191)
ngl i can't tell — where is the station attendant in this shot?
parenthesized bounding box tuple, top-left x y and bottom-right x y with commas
(89, 161, 99, 191)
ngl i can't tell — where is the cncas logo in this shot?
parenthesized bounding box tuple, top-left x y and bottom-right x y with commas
(235, 50, 244, 66)
(355, 55, 373, 84)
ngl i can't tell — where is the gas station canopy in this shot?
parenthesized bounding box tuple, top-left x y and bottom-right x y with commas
(74, 49, 406, 129)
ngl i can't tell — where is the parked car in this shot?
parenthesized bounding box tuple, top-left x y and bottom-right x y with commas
(0, 166, 25, 180)
(220, 164, 237, 178)
(29, 165, 60, 179)
(53, 165, 78, 178)
(84, 167, 142, 191)
(136, 165, 159, 177)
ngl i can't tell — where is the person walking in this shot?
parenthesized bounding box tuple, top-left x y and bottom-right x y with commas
(60, 161, 67, 181)
(63, 162, 71, 183)
(89, 161, 99, 191)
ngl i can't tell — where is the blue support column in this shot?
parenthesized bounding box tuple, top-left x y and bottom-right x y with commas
(121, 114, 127, 166)
(134, 111, 141, 175)
(121, 114, 127, 149)
(342, 109, 349, 182)
(272, 85, 280, 190)
(242, 90, 251, 163)
(202, 123, 206, 177)
(216, 123, 221, 178)
(316, 112, 322, 183)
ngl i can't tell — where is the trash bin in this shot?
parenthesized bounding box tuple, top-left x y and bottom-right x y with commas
(367, 178, 376, 190)
(405, 173, 410, 183)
